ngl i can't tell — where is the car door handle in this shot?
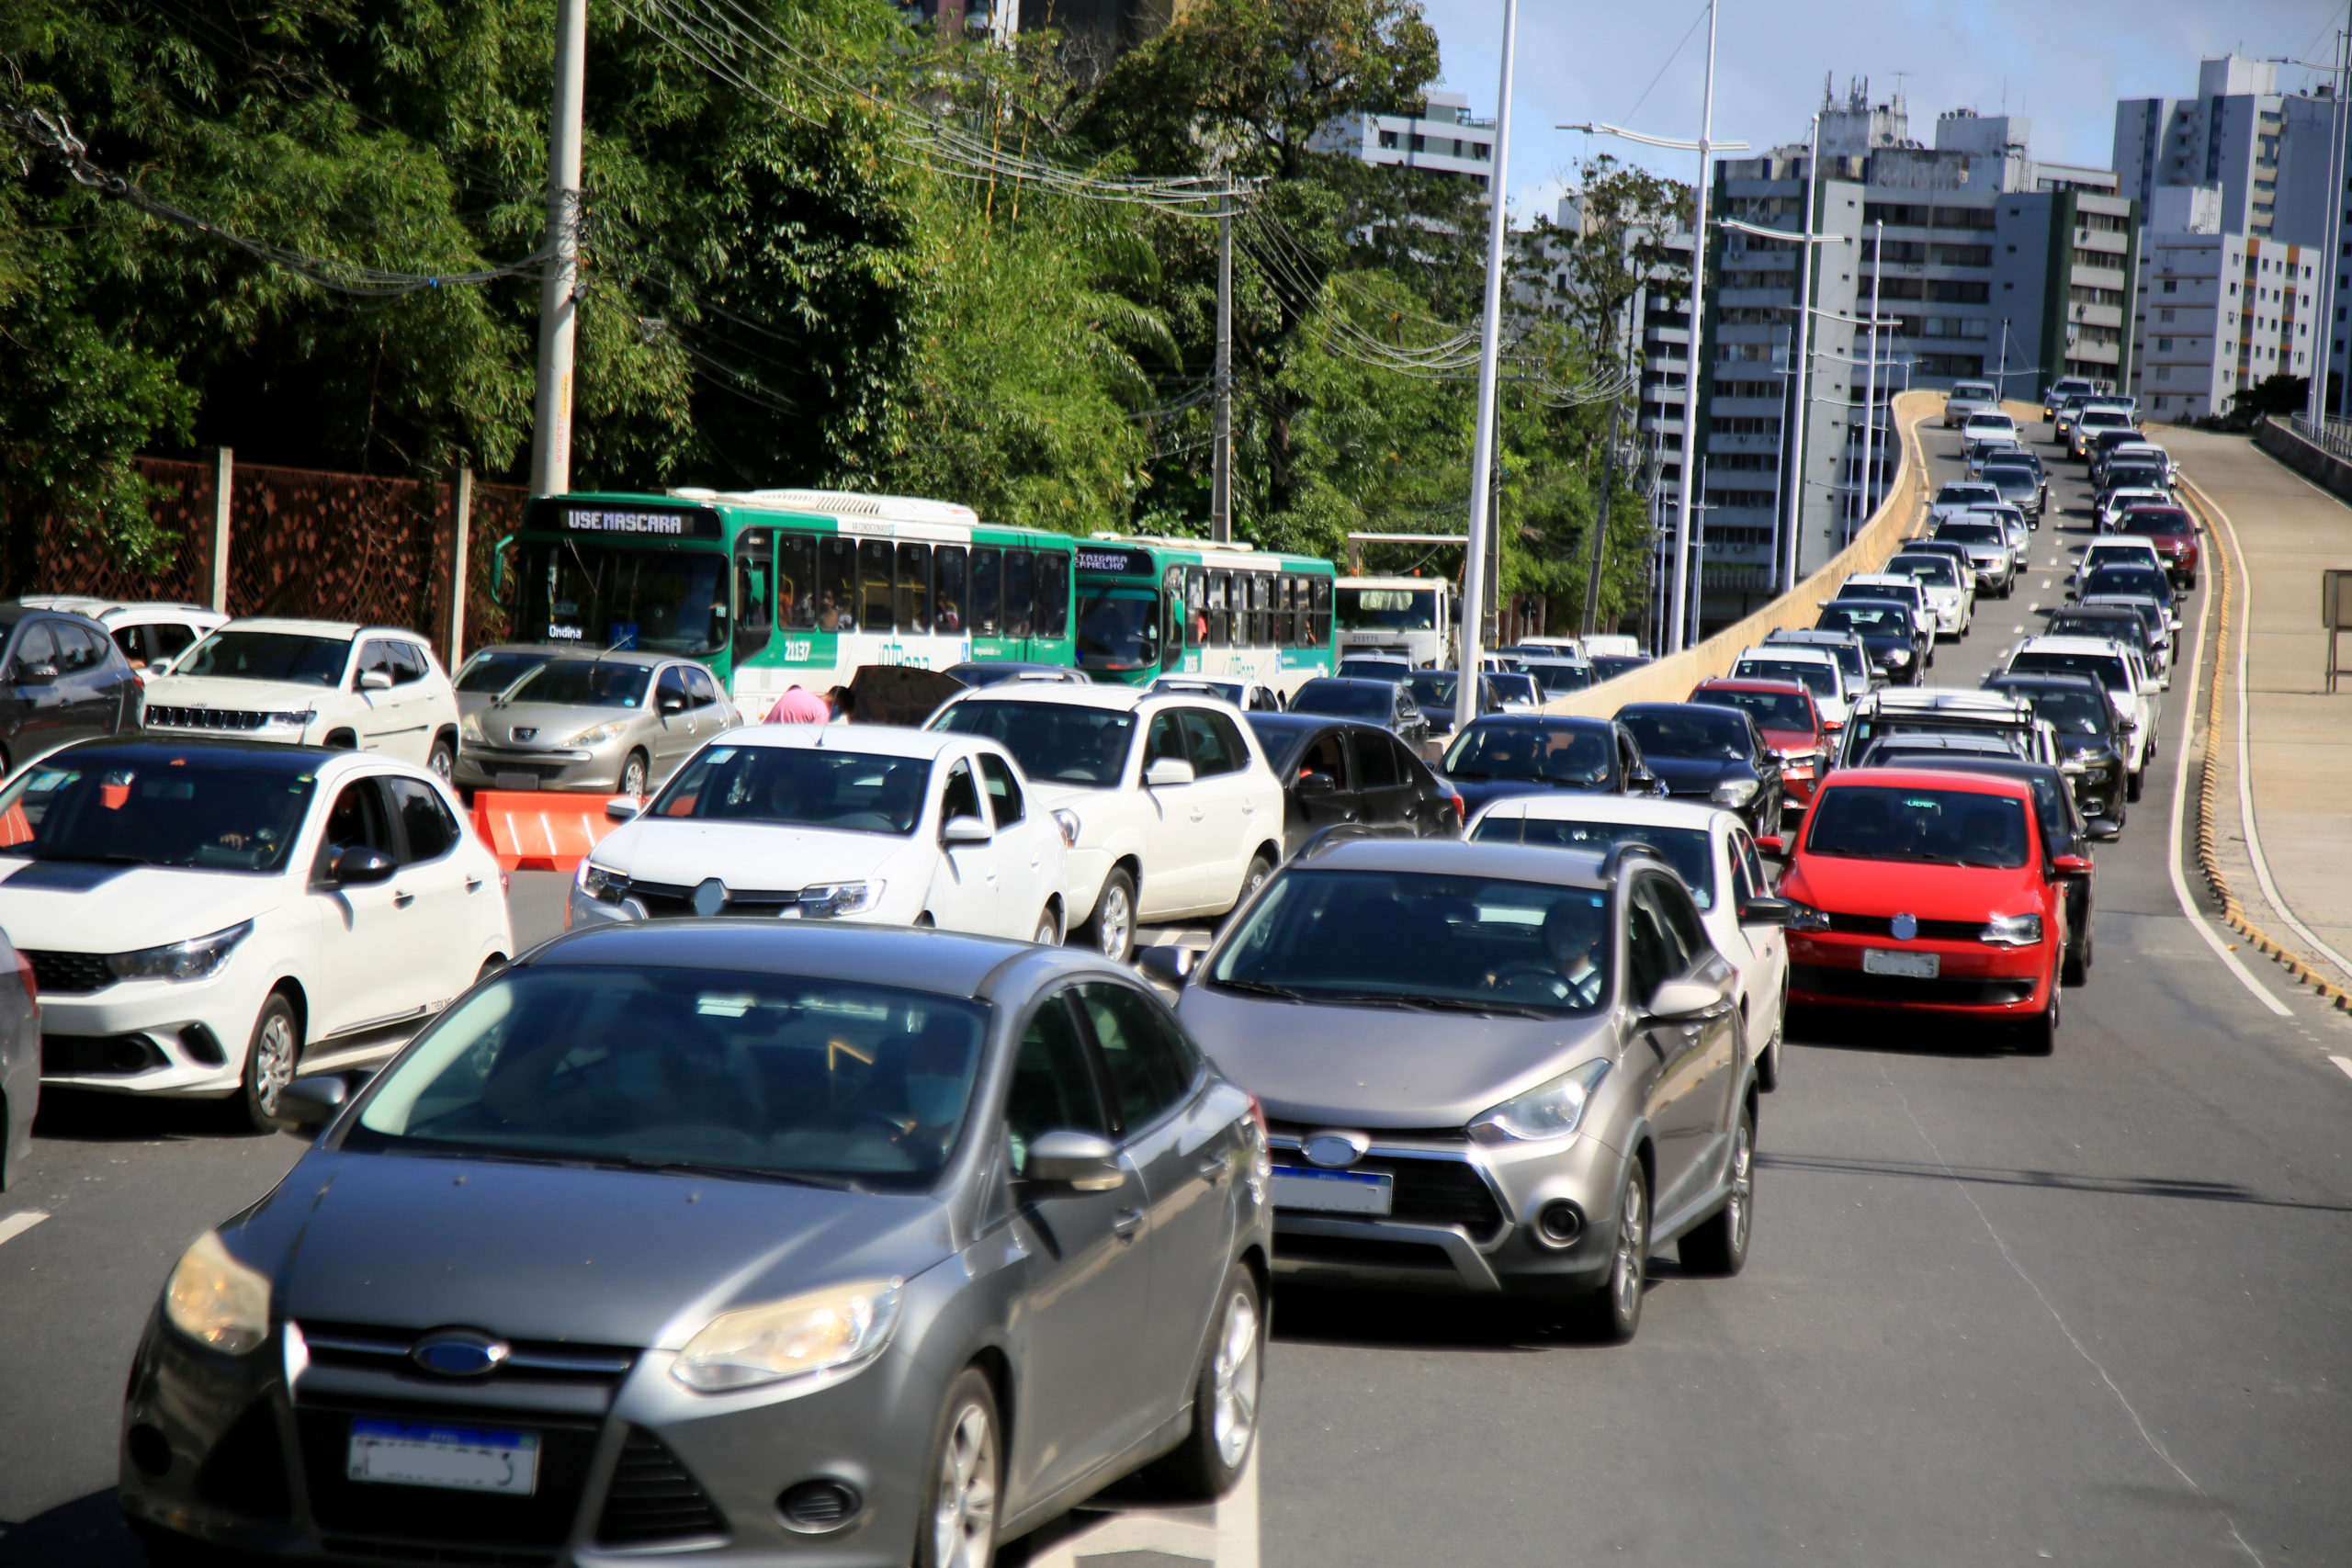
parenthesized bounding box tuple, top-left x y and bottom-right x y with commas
(392, 890, 416, 908)
(1189, 807, 1205, 822)
(1112, 1207, 1146, 1242)
(465, 876, 485, 893)
(1196, 1152, 1230, 1186)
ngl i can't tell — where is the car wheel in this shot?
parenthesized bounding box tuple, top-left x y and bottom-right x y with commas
(1571, 1159, 1648, 1344)
(617, 749, 649, 796)
(1032, 906, 1060, 946)
(427, 734, 456, 781)
(2126, 768, 2144, 803)
(2018, 963, 2060, 1055)
(1080, 868, 1136, 963)
(1240, 851, 1275, 904)
(1147, 1261, 1262, 1500)
(1679, 1107, 1754, 1277)
(235, 993, 300, 1132)
(917, 1370, 1000, 1568)
(1757, 995, 1785, 1092)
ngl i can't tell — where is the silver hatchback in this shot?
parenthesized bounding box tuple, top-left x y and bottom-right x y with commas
(1151, 836, 1765, 1341)
(456, 651, 735, 795)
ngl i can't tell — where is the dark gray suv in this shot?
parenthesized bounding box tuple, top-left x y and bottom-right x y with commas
(0, 604, 141, 771)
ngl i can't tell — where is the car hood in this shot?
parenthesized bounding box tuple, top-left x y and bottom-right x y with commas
(595, 818, 922, 889)
(1178, 984, 1614, 1129)
(263, 1149, 949, 1348)
(475, 700, 645, 744)
(1759, 727, 1820, 754)
(1784, 855, 2042, 921)
(142, 674, 339, 713)
(0, 859, 280, 949)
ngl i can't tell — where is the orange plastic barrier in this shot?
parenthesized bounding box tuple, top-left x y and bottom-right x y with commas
(469, 791, 632, 873)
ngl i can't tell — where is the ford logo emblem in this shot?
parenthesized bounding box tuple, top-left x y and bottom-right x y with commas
(1891, 912, 1918, 942)
(413, 1330, 510, 1378)
(1301, 1131, 1370, 1168)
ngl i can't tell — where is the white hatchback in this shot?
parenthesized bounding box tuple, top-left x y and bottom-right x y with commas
(928, 685, 1286, 959)
(16, 595, 228, 678)
(141, 619, 462, 778)
(1466, 795, 1793, 1090)
(6, 738, 513, 1126)
(571, 726, 1072, 944)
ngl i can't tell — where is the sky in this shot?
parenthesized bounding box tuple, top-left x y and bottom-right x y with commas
(1412, 0, 2348, 220)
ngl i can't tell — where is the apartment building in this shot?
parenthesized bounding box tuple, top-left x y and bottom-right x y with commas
(2114, 57, 2285, 239)
(2131, 186, 2319, 419)
(1311, 89, 1497, 191)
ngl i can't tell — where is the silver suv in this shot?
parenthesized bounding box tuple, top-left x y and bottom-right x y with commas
(1943, 380, 2000, 428)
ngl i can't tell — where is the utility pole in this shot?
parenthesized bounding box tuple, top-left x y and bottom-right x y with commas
(528, 0, 588, 498)
(1667, 0, 1722, 654)
(1453, 0, 1519, 732)
(1212, 176, 1235, 542)
(1858, 217, 1883, 538)
(1996, 315, 2009, 395)
(1781, 112, 1821, 592)
(2324, 17, 2351, 423)
(1582, 385, 1623, 636)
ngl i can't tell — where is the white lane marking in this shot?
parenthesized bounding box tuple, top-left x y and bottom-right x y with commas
(2165, 480, 2291, 1016)
(1883, 1074, 2268, 1567)
(2012, 625, 2025, 635)
(0, 1210, 51, 1248)
(2187, 478, 2352, 985)
(2331, 1056, 2352, 1084)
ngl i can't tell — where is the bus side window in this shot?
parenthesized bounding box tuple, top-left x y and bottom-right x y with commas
(734, 529, 773, 660)
(971, 547, 1001, 637)
(1163, 567, 1185, 655)
(896, 542, 931, 635)
(1004, 550, 1035, 638)
(1278, 576, 1297, 646)
(1311, 576, 1331, 645)
(1186, 569, 1206, 649)
(1210, 571, 1231, 647)
(1035, 551, 1069, 639)
(1250, 574, 1270, 647)
(777, 534, 817, 629)
(820, 536, 855, 632)
(859, 539, 893, 635)
(934, 547, 967, 634)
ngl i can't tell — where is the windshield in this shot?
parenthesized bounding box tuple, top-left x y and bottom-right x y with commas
(1734, 658, 1837, 698)
(1935, 522, 2003, 546)
(1620, 708, 1749, 761)
(1951, 384, 1995, 400)
(1528, 662, 1594, 695)
(1936, 486, 1998, 505)
(1471, 817, 1715, 909)
(454, 649, 555, 694)
(1336, 588, 1438, 630)
(172, 630, 350, 688)
(648, 744, 930, 835)
(518, 539, 727, 656)
(508, 659, 653, 709)
(933, 700, 1134, 786)
(2081, 412, 2130, 429)
(1208, 869, 1612, 1013)
(1838, 584, 1919, 609)
(1151, 679, 1244, 705)
(352, 967, 984, 1188)
(1290, 681, 1394, 721)
(2008, 650, 2128, 692)
(2082, 567, 2170, 602)
(1815, 605, 1908, 639)
(1075, 591, 1161, 672)
(1443, 723, 1611, 786)
(1890, 556, 1960, 588)
(1805, 784, 2031, 869)
(2005, 685, 2111, 738)
(1489, 674, 1540, 704)
(1337, 660, 1409, 682)
(1692, 686, 1813, 733)
(0, 750, 317, 872)
(1405, 671, 1461, 706)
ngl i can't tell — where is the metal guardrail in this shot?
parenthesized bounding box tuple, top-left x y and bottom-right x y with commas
(2286, 413, 2352, 465)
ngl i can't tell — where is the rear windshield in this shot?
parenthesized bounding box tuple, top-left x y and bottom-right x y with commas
(1934, 522, 2003, 546)
(1935, 486, 1999, 504)
(2120, 510, 2193, 536)
(1442, 723, 1611, 786)
(933, 700, 1134, 785)
(2008, 649, 2128, 691)
(1471, 818, 1715, 908)
(1733, 658, 1836, 698)
(1290, 682, 1394, 721)
(1690, 685, 1814, 734)
(2082, 567, 2170, 600)
(2002, 684, 2112, 737)
(1889, 556, 1961, 587)
(1806, 784, 2031, 869)
(1619, 708, 1751, 761)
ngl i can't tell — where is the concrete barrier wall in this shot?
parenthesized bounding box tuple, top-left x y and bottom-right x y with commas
(1539, 387, 1947, 716)
(2255, 415, 2352, 502)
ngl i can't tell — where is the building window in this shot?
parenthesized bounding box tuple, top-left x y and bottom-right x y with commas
(1378, 130, 1398, 149)
(2157, 338, 2173, 350)
(2162, 279, 2177, 293)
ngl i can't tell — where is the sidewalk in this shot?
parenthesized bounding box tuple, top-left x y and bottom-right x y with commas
(2166, 424, 2352, 993)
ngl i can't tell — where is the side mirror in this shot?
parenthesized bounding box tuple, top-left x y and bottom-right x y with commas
(2086, 817, 2121, 841)
(1737, 896, 1794, 926)
(1023, 1130, 1124, 1192)
(1144, 757, 1195, 788)
(1296, 771, 1338, 797)
(2052, 852, 2093, 875)
(14, 661, 58, 684)
(660, 694, 687, 715)
(328, 845, 399, 886)
(1754, 834, 1787, 858)
(358, 669, 393, 692)
(1645, 975, 1733, 1023)
(1138, 943, 1196, 987)
(273, 1073, 352, 1137)
(942, 814, 992, 845)
(605, 796, 643, 822)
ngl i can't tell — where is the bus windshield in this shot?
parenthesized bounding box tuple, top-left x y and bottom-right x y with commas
(517, 539, 728, 657)
(1336, 588, 1436, 630)
(1074, 590, 1161, 672)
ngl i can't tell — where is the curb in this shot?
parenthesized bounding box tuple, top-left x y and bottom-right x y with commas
(2176, 474, 2352, 1013)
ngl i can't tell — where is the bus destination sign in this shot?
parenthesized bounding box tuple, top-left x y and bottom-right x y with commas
(539, 503, 722, 541)
(1075, 546, 1155, 577)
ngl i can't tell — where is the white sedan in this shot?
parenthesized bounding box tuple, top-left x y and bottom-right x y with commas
(1466, 794, 1793, 1090)
(6, 738, 513, 1126)
(571, 727, 1072, 943)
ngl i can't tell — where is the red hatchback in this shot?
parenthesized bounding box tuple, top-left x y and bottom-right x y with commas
(2117, 504, 2200, 590)
(1772, 768, 2086, 1051)
(1689, 678, 1829, 806)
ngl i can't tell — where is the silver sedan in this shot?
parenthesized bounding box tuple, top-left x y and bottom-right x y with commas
(456, 651, 735, 795)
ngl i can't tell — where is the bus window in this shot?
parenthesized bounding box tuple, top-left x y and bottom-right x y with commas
(1004, 550, 1035, 638)
(972, 547, 1001, 636)
(1311, 577, 1331, 645)
(820, 536, 855, 631)
(896, 542, 931, 634)
(1278, 577, 1298, 646)
(777, 534, 817, 629)
(1186, 569, 1207, 648)
(934, 546, 967, 634)
(858, 539, 892, 634)
(1204, 571, 1227, 647)
(734, 530, 774, 662)
(1035, 552, 1069, 639)
(1163, 568, 1185, 655)
(1249, 574, 1270, 647)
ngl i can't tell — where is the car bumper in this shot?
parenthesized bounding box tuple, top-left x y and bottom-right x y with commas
(34, 968, 276, 1099)
(457, 739, 631, 792)
(1786, 933, 2052, 1017)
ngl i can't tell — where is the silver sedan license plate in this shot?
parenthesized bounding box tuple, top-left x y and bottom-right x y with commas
(1862, 948, 1939, 979)
(347, 1419, 540, 1495)
(1271, 1164, 1393, 1215)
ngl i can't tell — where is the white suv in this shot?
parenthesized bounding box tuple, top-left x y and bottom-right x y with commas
(142, 619, 461, 778)
(16, 596, 228, 678)
(928, 684, 1285, 960)
(1996, 636, 2162, 796)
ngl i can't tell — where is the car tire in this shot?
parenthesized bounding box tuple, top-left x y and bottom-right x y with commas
(617, 749, 649, 796)
(1032, 905, 1060, 946)
(233, 992, 301, 1133)
(1569, 1159, 1648, 1345)
(1080, 868, 1136, 963)
(427, 733, 456, 781)
(916, 1370, 1001, 1568)
(2017, 964, 2060, 1055)
(1239, 851, 1275, 906)
(1679, 1107, 1755, 1277)
(1145, 1261, 1263, 1501)
(2126, 768, 2144, 803)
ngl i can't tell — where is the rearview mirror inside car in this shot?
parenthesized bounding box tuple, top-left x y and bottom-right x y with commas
(1023, 1130, 1125, 1192)
(1138, 944, 1196, 987)
(1144, 757, 1196, 788)
(942, 814, 992, 845)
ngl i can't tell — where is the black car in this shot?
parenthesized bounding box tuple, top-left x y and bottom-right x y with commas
(1815, 601, 1926, 683)
(1336, 657, 1412, 683)
(2, 605, 141, 771)
(1589, 653, 1654, 682)
(2075, 564, 2177, 626)
(2047, 602, 2162, 669)
(1845, 750, 2102, 985)
(1401, 670, 1503, 739)
(1437, 714, 1662, 819)
(1614, 702, 1786, 836)
(1243, 713, 1462, 854)
(1983, 671, 2131, 828)
(1288, 676, 1432, 751)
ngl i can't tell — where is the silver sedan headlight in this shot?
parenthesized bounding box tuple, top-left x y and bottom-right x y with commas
(571, 720, 630, 747)
(164, 1232, 272, 1355)
(1469, 1060, 1611, 1145)
(460, 713, 487, 742)
(672, 1279, 903, 1393)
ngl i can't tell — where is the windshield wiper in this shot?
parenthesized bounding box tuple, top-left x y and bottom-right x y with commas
(1363, 993, 1555, 1019)
(1209, 977, 1311, 1002)
(615, 1155, 860, 1190)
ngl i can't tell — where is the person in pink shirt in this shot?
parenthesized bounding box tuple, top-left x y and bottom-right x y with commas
(764, 686, 831, 724)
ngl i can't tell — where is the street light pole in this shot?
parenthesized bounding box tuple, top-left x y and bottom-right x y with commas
(1782, 114, 1820, 592)
(1212, 176, 1235, 543)
(1859, 218, 1883, 539)
(1668, 0, 1722, 653)
(528, 0, 588, 499)
(1452, 0, 1519, 732)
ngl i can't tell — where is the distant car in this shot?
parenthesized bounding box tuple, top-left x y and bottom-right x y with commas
(1439, 714, 1663, 819)
(1288, 676, 1432, 751)
(143, 618, 461, 778)
(0, 603, 144, 772)
(1521, 658, 1597, 697)
(1149, 675, 1287, 713)
(2069, 405, 2134, 460)
(16, 595, 229, 680)
(1982, 671, 2131, 829)
(1994, 636, 2160, 796)
(1883, 551, 1973, 640)
(1978, 461, 2047, 521)
(1688, 678, 1830, 806)
(1243, 713, 1463, 854)
(2043, 376, 2100, 417)
(1943, 380, 2000, 428)
(1336, 657, 1414, 682)
(1612, 703, 1786, 837)
(2049, 601, 2171, 686)
(1732, 646, 1857, 728)
(2116, 504, 2200, 589)
(945, 660, 1091, 689)
(1929, 480, 2004, 525)
(449, 644, 560, 724)
(1487, 671, 1544, 713)
(1929, 516, 2016, 597)
(1812, 601, 1926, 683)
(1403, 669, 1505, 739)
(1589, 653, 1654, 682)
(2076, 537, 2166, 586)
(1764, 627, 1875, 700)
(1835, 686, 2054, 773)
(2093, 482, 2171, 532)
(0, 927, 33, 1190)
(458, 651, 733, 797)
(1829, 578, 1935, 670)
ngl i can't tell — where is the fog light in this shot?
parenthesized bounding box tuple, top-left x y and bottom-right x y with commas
(178, 1023, 225, 1067)
(1532, 1200, 1586, 1250)
(128, 1423, 171, 1477)
(778, 1478, 863, 1533)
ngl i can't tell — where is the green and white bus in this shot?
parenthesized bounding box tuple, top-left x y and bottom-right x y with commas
(1072, 537, 1339, 695)
(504, 489, 1077, 720)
